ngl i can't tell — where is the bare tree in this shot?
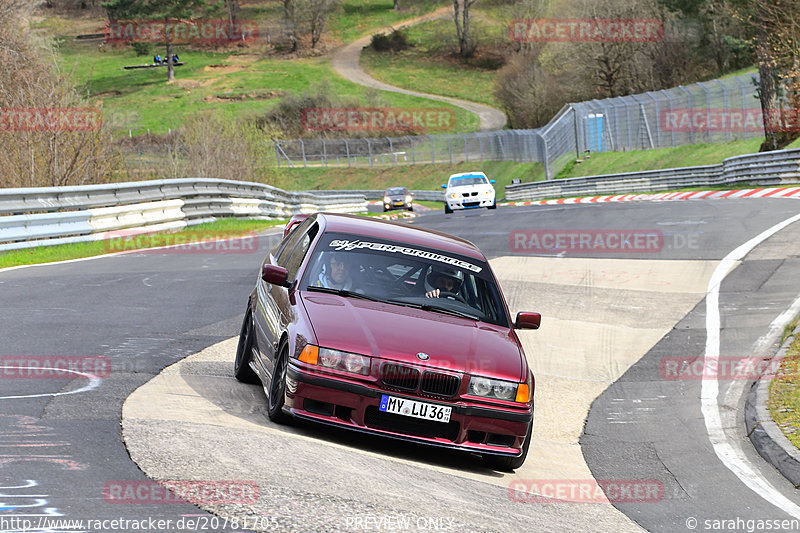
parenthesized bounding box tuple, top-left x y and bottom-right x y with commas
(300, 0, 339, 49)
(453, 0, 478, 58)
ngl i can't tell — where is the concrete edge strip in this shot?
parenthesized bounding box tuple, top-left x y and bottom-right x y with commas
(702, 212, 800, 518)
(746, 322, 800, 488)
(497, 187, 800, 207)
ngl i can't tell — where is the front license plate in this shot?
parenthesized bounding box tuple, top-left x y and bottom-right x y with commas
(379, 395, 452, 423)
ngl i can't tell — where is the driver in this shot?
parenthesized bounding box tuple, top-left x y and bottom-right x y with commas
(314, 252, 354, 290)
(425, 266, 463, 299)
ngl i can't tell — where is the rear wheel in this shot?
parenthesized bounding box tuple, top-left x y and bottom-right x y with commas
(234, 307, 260, 384)
(482, 421, 532, 471)
(267, 343, 292, 424)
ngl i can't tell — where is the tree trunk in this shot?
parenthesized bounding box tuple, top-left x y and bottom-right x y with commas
(166, 41, 174, 82)
(284, 0, 297, 52)
(454, 0, 476, 58)
(756, 3, 779, 151)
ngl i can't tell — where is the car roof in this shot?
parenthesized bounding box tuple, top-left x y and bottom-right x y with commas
(448, 171, 487, 180)
(316, 213, 486, 260)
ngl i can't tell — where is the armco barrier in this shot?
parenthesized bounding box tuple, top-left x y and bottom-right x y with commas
(505, 148, 800, 201)
(0, 178, 367, 251)
(305, 190, 445, 202)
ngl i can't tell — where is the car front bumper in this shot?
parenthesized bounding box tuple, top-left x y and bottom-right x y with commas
(284, 363, 532, 457)
(446, 197, 495, 210)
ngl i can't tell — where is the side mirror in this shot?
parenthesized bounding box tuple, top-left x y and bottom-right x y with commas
(262, 264, 291, 288)
(514, 312, 541, 330)
(490, 179, 496, 184)
(441, 184, 447, 189)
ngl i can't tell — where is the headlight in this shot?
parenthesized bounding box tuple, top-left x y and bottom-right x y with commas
(383, 196, 391, 203)
(317, 347, 370, 375)
(468, 376, 521, 401)
(448, 192, 457, 199)
(405, 195, 413, 203)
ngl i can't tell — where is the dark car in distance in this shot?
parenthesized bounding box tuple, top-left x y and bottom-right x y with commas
(383, 187, 413, 212)
(234, 213, 540, 470)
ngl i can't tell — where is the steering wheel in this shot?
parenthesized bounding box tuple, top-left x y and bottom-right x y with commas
(438, 290, 467, 304)
(371, 267, 412, 295)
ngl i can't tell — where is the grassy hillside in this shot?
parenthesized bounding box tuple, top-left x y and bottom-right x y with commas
(58, 40, 478, 135)
(360, 17, 505, 107)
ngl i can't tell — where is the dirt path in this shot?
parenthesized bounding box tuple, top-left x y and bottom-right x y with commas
(330, 6, 507, 132)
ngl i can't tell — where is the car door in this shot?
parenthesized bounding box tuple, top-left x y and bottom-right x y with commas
(254, 218, 318, 380)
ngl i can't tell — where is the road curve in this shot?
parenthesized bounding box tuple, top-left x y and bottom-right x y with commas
(330, 6, 508, 132)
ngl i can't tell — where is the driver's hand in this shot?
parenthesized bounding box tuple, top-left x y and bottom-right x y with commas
(425, 289, 440, 298)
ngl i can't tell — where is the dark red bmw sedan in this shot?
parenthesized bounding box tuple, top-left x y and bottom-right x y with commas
(234, 213, 540, 470)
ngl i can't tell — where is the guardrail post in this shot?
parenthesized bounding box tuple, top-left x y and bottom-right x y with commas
(275, 141, 281, 168)
(388, 137, 394, 165)
(678, 85, 695, 144)
(301, 139, 307, 168)
(408, 136, 415, 164)
(448, 137, 453, 164)
(430, 135, 435, 164)
(322, 139, 327, 168)
(572, 106, 580, 159)
(345, 139, 351, 167)
(367, 139, 373, 168)
(463, 134, 469, 163)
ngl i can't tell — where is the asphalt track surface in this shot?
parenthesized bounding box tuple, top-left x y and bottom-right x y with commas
(2, 199, 800, 532)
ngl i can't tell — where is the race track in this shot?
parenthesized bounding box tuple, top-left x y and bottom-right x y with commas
(2, 198, 800, 532)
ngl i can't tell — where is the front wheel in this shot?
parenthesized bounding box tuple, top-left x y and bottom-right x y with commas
(482, 421, 532, 471)
(267, 343, 292, 424)
(444, 204, 452, 214)
(234, 308, 260, 384)
(488, 200, 497, 210)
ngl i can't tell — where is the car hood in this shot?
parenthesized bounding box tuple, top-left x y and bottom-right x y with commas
(300, 292, 523, 380)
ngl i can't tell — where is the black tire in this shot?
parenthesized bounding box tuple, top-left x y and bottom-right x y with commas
(267, 343, 292, 424)
(482, 420, 532, 471)
(488, 200, 497, 210)
(234, 308, 260, 384)
(444, 204, 452, 214)
(407, 206, 414, 212)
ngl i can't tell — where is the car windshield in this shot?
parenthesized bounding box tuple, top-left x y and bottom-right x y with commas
(449, 176, 487, 186)
(301, 232, 510, 327)
(386, 188, 406, 195)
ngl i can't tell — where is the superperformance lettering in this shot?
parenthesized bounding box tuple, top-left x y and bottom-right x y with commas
(328, 240, 483, 273)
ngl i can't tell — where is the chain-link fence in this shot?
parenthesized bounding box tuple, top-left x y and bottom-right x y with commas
(274, 72, 763, 180)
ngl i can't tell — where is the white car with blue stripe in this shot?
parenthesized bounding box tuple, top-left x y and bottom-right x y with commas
(442, 172, 497, 214)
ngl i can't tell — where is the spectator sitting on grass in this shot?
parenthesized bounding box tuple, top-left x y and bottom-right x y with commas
(172, 54, 179, 63)
(153, 54, 162, 64)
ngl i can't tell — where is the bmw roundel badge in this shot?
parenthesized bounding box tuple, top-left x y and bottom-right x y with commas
(416, 352, 430, 361)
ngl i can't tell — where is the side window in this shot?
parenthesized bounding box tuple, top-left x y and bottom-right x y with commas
(276, 217, 314, 266)
(285, 223, 319, 281)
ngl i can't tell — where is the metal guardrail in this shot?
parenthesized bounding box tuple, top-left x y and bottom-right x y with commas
(0, 178, 367, 251)
(305, 190, 444, 202)
(505, 148, 800, 201)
